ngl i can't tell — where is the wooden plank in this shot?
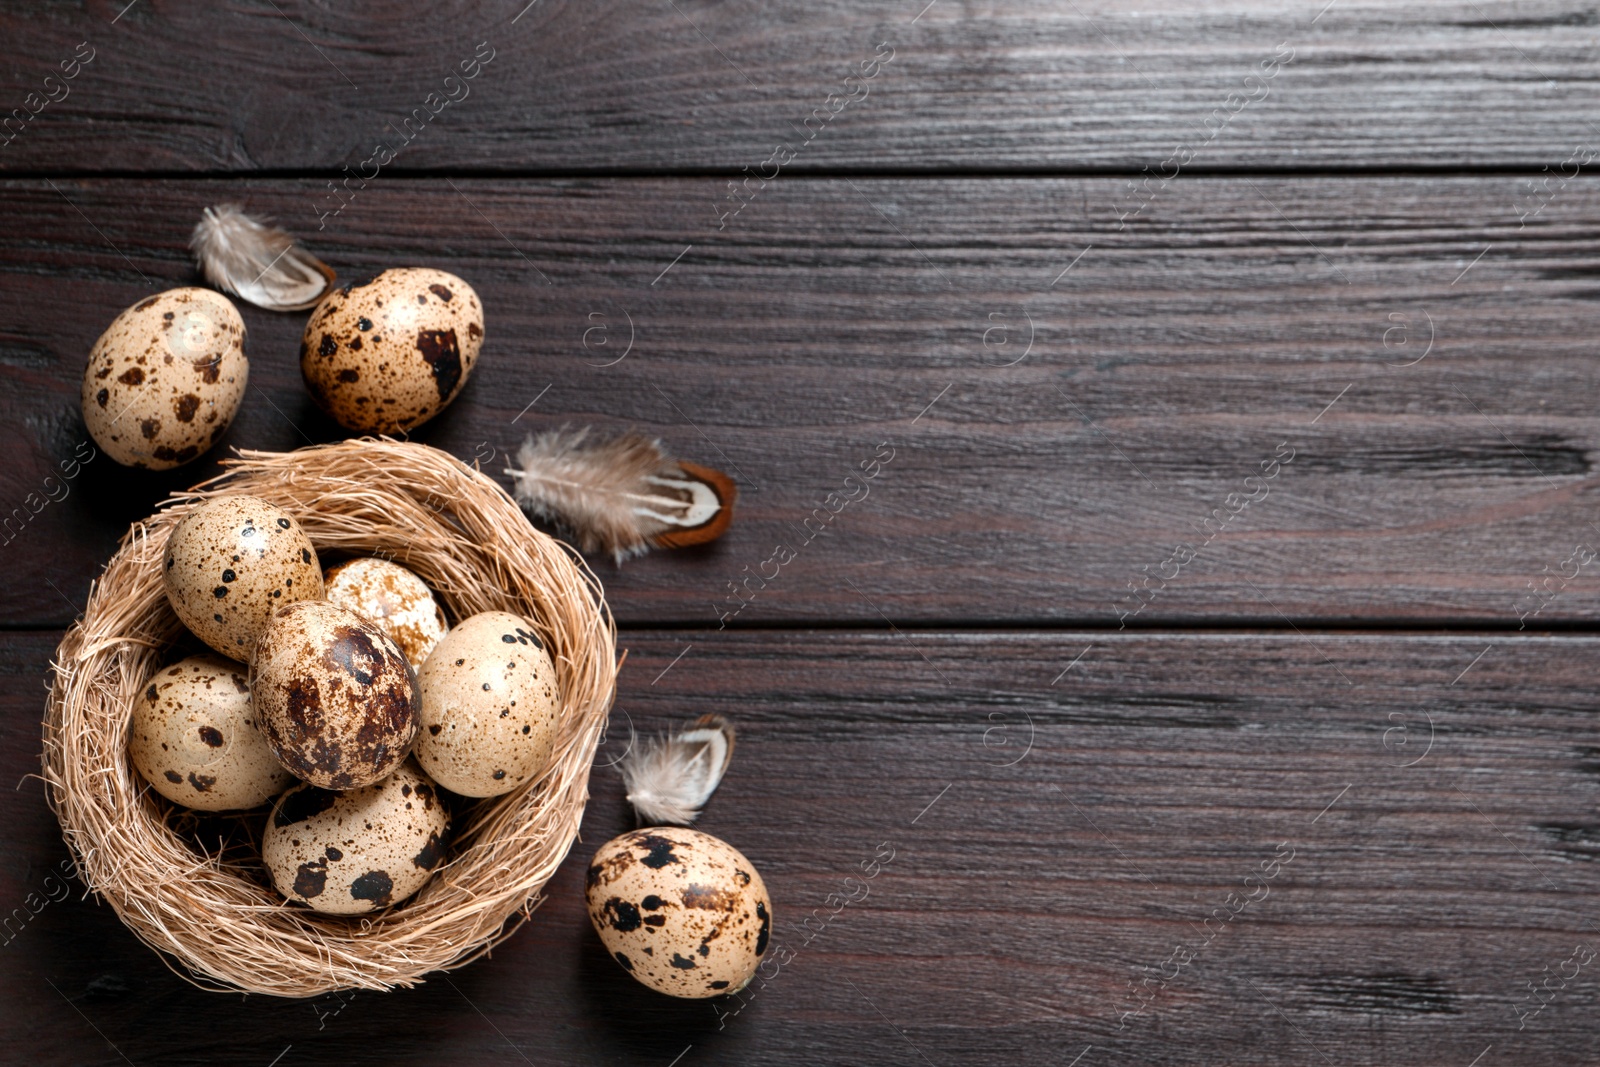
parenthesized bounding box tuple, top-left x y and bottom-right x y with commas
(4, 176, 1600, 627)
(5, 628, 1600, 1063)
(0, 1, 1598, 173)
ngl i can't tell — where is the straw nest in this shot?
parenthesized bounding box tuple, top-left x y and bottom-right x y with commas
(41, 439, 618, 997)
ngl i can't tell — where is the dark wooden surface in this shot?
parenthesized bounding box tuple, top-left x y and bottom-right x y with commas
(6, 630, 1600, 1064)
(3, 1, 1600, 172)
(10, 177, 1600, 628)
(4, 1, 1600, 1064)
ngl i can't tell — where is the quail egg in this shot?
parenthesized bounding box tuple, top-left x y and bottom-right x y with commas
(81, 288, 248, 470)
(300, 267, 483, 433)
(127, 654, 292, 810)
(323, 557, 448, 672)
(163, 495, 323, 660)
(415, 611, 559, 798)
(586, 827, 771, 998)
(251, 599, 421, 790)
(262, 760, 448, 914)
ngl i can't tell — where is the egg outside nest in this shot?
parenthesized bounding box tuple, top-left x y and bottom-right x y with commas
(81, 288, 248, 470)
(586, 826, 772, 998)
(300, 267, 483, 433)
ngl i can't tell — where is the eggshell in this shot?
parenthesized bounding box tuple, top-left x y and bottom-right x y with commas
(415, 611, 560, 798)
(300, 267, 483, 433)
(586, 827, 772, 998)
(323, 557, 448, 671)
(262, 760, 448, 914)
(81, 288, 247, 469)
(163, 495, 324, 660)
(252, 600, 421, 790)
(127, 654, 292, 810)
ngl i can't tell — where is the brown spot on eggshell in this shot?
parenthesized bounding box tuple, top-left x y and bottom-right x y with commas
(682, 884, 737, 911)
(153, 444, 198, 464)
(175, 393, 201, 422)
(294, 860, 328, 898)
(415, 327, 461, 396)
(350, 870, 394, 907)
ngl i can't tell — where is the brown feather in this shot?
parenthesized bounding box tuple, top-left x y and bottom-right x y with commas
(190, 204, 335, 311)
(506, 427, 735, 563)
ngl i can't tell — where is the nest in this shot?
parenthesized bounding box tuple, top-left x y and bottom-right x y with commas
(41, 439, 618, 997)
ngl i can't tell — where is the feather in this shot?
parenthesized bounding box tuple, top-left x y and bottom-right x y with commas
(621, 714, 735, 825)
(505, 426, 736, 563)
(189, 204, 335, 311)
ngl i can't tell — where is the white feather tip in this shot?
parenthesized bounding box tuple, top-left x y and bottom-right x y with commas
(190, 203, 335, 311)
(621, 714, 735, 825)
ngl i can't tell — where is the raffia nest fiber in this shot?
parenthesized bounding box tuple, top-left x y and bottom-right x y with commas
(42, 439, 618, 997)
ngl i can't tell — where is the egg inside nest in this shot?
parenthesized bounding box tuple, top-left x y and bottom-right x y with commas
(324, 557, 448, 672)
(128, 653, 292, 811)
(415, 611, 561, 798)
(251, 599, 420, 791)
(162, 494, 324, 660)
(262, 760, 448, 915)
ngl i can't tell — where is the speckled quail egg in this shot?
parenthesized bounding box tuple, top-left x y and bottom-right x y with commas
(300, 267, 483, 433)
(163, 495, 324, 660)
(324, 557, 448, 672)
(128, 654, 292, 810)
(262, 760, 448, 915)
(415, 611, 559, 798)
(251, 599, 421, 790)
(81, 288, 247, 469)
(586, 827, 772, 998)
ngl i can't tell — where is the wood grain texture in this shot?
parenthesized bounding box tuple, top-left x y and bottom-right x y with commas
(1, 0, 1598, 174)
(4, 628, 1598, 1065)
(3, 177, 1600, 627)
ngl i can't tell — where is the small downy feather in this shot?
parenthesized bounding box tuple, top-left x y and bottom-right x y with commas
(621, 714, 735, 825)
(190, 204, 335, 311)
(506, 426, 735, 563)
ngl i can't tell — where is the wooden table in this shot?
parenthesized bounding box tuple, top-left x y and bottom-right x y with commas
(2, 2, 1597, 1063)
